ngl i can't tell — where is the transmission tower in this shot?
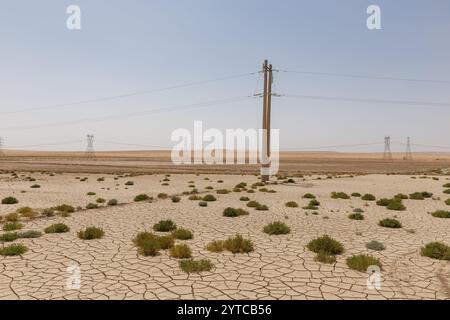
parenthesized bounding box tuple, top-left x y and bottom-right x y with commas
(85, 134, 95, 158)
(404, 136, 412, 160)
(0, 137, 4, 157)
(383, 136, 392, 160)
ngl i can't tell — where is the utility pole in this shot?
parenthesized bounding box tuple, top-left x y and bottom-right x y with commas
(85, 134, 95, 158)
(383, 136, 392, 160)
(261, 60, 270, 182)
(404, 136, 412, 160)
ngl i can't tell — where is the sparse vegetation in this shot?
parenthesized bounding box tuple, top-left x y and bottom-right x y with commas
(78, 226, 104, 240)
(444, 189, 450, 194)
(223, 207, 249, 217)
(366, 240, 386, 251)
(179, 259, 213, 273)
(153, 220, 177, 232)
(379, 218, 402, 228)
(216, 189, 229, 194)
(206, 234, 254, 254)
(302, 193, 316, 199)
(315, 252, 336, 264)
(1, 197, 18, 205)
(157, 193, 168, 199)
(171, 228, 193, 240)
(376, 198, 391, 206)
(86, 192, 96, 196)
(348, 213, 364, 220)
(171, 196, 181, 203)
(285, 201, 298, 208)
(446, 199, 450, 206)
(409, 192, 424, 200)
(240, 196, 250, 201)
(361, 194, 376, 201)
(198, 201, 207, 207)
(53, 204, 75, 214)
(107, 199, 118, 206)
(86, 203, 98, 209)
(0, 232, 19, 242)
(169, 244, 192, 258)
(420, 242, 450, 260)
(431, 210, 450, 219)
(331, 192, 350, 199)
(263, 221, 290, 235)
(30, 184, 41, 188)
(394, 193, 408, 200)
(351, 192, 361, 197)
(188, 195, 202, 200)
(0, 244, 28, 256)
(386, 199, 406, 211)
(346, 254, 382, 272)
(3, 222, 23, 231)
(125, 181, 134, 186)
(134, 194, 150, 202)
(203, 194, 216, 201)
(44, 223, 70, 233)
(18, 230, 42, 239)
(96, 198, 106, 204)
(307, 235, 344, 256)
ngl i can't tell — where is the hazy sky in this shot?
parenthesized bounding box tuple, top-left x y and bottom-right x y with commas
(1, 0, 449, 152)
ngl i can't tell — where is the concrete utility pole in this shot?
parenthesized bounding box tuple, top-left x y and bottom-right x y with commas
(85, 134, 95, 158)
(261, 60, 273, 182)
(404, 136, 412, 160)
(383, 136, 392, 160)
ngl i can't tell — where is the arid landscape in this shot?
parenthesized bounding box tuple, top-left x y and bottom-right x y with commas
(0, 154, 449, 300)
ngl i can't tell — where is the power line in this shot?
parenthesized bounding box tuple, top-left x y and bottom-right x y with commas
(281, 69, 450, 85)
(0, 95, 253, 132)
(0, 72, 257, 115)
(280, 142, 383, 151)
(95, 140, 172, 150)
(282, 94, 450, 108)
(5, 140, 84, 149)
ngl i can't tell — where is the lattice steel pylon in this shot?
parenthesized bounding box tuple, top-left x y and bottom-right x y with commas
(383, 136, 392, 160)
(85, 134, 95, 158)
(404, 136, 412, 160)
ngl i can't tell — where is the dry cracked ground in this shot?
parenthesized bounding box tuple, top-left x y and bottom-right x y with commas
(0, 171, 449, 300)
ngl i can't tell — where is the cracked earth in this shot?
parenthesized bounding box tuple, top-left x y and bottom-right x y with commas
(0, 172, 449, 300)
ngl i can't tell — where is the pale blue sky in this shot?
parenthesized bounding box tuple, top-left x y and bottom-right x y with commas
(1, 0, 449, 152)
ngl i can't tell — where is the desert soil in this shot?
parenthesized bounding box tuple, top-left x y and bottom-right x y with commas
(0, 171, 449, 300)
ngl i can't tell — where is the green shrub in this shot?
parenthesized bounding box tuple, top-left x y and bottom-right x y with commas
(348, 213, 364, 220)
(420, 242, 450, 260)
(394, 193, 408, 200)
(44, 223, 70, 233)
(216, 189, 229, 194)
(303, 199, 319, 210)
(134, 194, 150, 202)
(5, 212, 19, 222)
(53, 204, 75, 213)
(107, 199, 118, 206)
(421, 191, 433, 198)
(247, 189, 255, 193)
(134, 233, 161, 256)
(0, 244, 28, 256)
(86, 192, 96, 196)
(302, 193, 316, 199)
(206, 240, 224, 252)
(198, 201, 207, 207)
(18, 230, 42, 238)
(263, 221, 290, 235)
(331, 192, 350, 199)
(346, 254, 382, 272)
(179, 259, 213, 273)
(171, 228, 193, 240)
(353, 208, 364, 213)
(125, 181, 134, 186)
(169, 244, 192, 258)
(1, 197, 18, 205)
(240, 196, 250, 201)
(366, 240, 385, 251)
(157, 193, 168, 199)
(223, 207, 249, 217)
(3, 222, 23, 231)
(307, 235, 344, 255)
(443, 183, 450, 188)
(171, 196, 181, 203)
(361, 194, 376, 201)
(444, 189, 450, 194)
(409, 192, 424, 200)
(378, 218, 402, 228)
(376, 198, 391, 206)
(153, 220, 177, 232)
(223, 234, 254, 253)
(246, 200, 260, 208)
(386, 199, 406, 211)
(78, 227, 104, 240)
(315, 252, 336, 264)
(0, 232, 19, 242)
(41, 208, 55, 217)
(431, 210, 450, 219)
(351, 192, 361, 197)
(203, 194, 217, 201)
(446, 199, 450, 206)
(255, 204, 269, 211)
(188, 195, 202, 200)
(86, 203, 98, 209)
(285, 201, 298, 208)
(96, 198, 106, 204)
(30, 184, 41, 188)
